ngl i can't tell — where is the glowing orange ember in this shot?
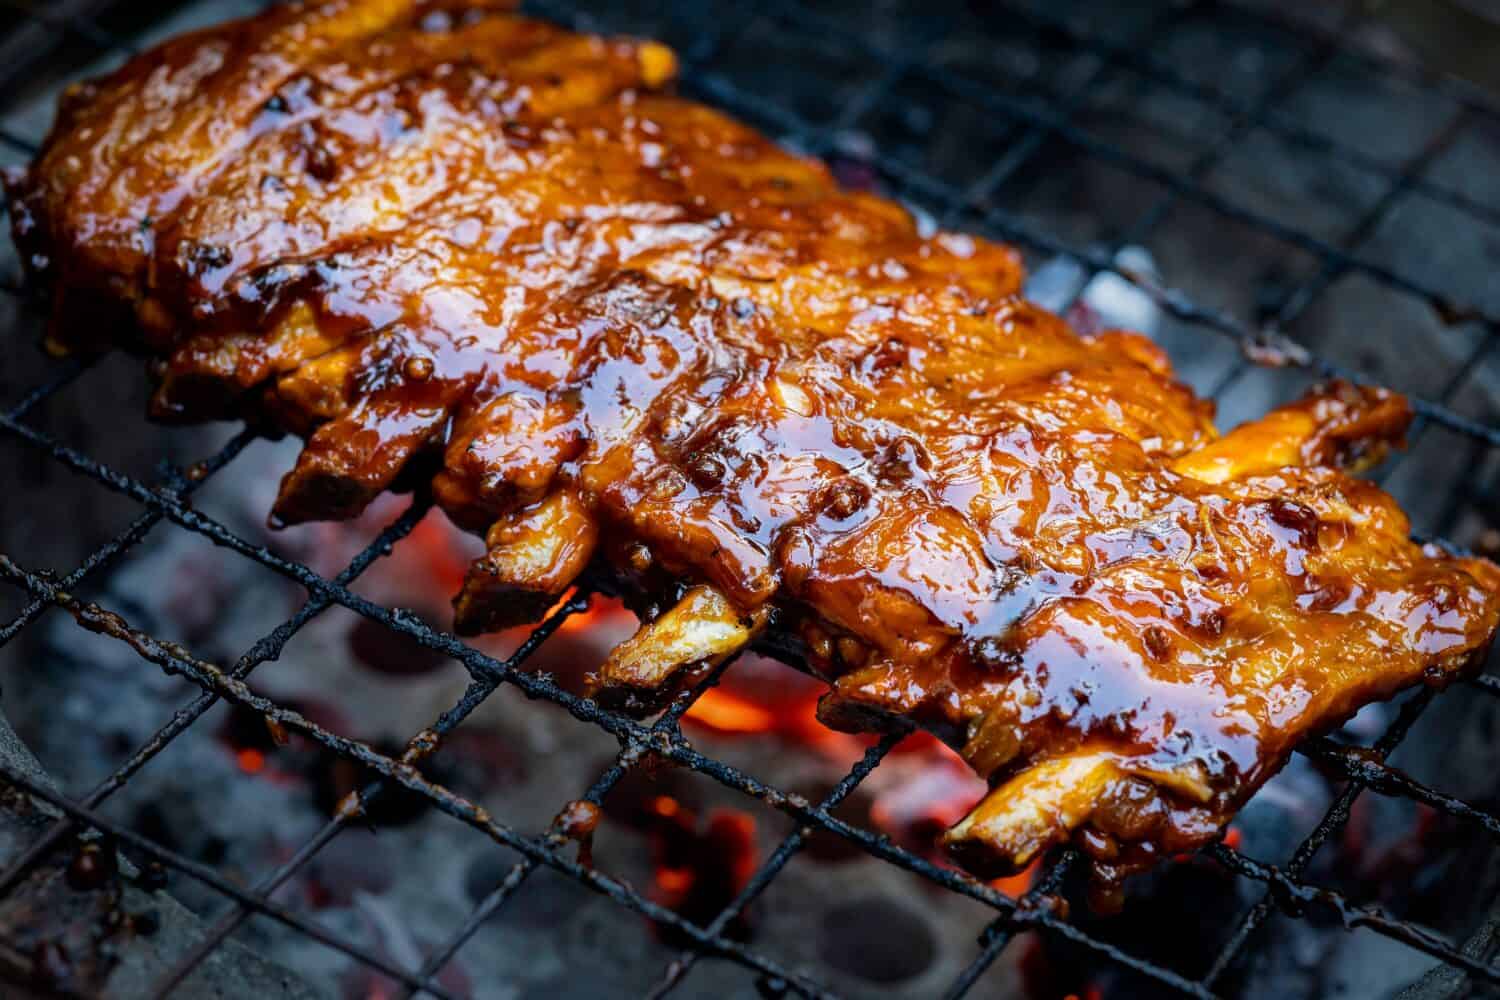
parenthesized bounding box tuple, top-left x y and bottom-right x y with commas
(646, 795, 759, 942)
(783, 690, 867, 759)
(679, 658, 869, 760)
(405, 509, 471, 596)
(1062, 987, 1104, 1000)
(556, 593, 636, 634)
(683, 688, 777, 734)
(672, 655, 1002, 861)
(235, 748, 266, 774)
(991, 859, 1040, 898)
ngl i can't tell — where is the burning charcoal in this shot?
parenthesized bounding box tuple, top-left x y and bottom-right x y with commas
(678, 654, 869, 762)
(598, 759, 700, 830)
(868, 760, 985, 857)
(817, 897, 936, 983)
(218, 703, 285, 759)
(215, 699, 349, 779)
(1333, 795, 1463, 918)
(646, 796, 758, 944)
(680, 687, 777, 736)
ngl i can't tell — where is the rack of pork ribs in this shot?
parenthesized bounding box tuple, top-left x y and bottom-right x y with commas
(8, 0, 1498, 905)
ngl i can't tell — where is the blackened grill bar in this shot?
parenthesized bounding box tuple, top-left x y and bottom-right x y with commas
(0, 1, 1496, 998)
(735, 0, 1500, 344)
(18, 0, 1500, 894)
(0, 552, 841, 999)
(669, 5, 1500, 451)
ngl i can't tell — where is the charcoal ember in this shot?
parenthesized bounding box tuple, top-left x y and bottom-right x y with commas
(598, 759, 701, 830)
(645, 796, 758, 944)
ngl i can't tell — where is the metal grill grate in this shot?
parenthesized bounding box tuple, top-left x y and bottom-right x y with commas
(1, 0, 1500, 996)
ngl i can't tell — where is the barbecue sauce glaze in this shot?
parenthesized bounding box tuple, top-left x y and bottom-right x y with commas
(8, 0, 1499, 903)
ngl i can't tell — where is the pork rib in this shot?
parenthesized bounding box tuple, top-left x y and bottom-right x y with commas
(9, 0, 1498, 904)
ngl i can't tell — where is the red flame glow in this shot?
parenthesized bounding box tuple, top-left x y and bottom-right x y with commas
(335, 507, 997, 873)
(556, 592, 634, 633)
(677, 655, 993, 862)
(681, 688, 777, 734)
(235, 748, 266, 774)
(683, 683, 862, 758)
(869, 759, 983, 844)
(646, 795, 759, 941)
(405, 512, 471, 596)
(681, 661, 868, 761)
(991, 859, 1040, 898)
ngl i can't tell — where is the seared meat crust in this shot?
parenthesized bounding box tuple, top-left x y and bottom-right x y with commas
(10, 0, 1499, 902)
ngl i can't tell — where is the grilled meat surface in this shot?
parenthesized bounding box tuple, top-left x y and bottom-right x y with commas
(9, 0, 1500, 903)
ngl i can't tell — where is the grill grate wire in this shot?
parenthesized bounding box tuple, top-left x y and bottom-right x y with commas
(0, 0, 1498, 996)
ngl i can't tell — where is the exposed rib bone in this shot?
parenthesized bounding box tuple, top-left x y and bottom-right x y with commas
(1172, 380, 1411, 484)
(590, 585, 766, 707)
(942, 752, 1126, 876)
(941, 751, 1218, 878)
(452, 490, 598, 635)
